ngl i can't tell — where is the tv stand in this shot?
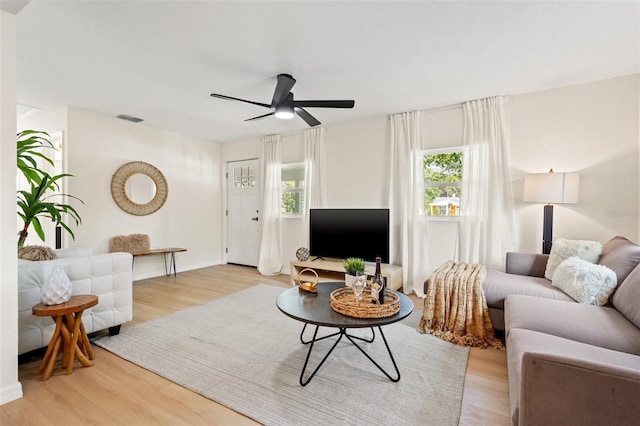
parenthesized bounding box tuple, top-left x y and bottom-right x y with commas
(290, 259, 403, 291)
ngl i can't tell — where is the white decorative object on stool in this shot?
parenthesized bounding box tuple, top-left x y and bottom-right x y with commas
(41, 265, 72, 305)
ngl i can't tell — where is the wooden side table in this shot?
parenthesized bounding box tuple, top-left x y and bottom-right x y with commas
(32, 295, 98, 380)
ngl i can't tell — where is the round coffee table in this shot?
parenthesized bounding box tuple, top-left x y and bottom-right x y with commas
(276, 281, 414, 386)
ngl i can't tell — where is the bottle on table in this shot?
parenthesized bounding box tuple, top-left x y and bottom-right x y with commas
(371, 257, 385, 304)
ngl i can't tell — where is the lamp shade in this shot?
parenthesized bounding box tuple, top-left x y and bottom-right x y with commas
(523, 171, 580, 204)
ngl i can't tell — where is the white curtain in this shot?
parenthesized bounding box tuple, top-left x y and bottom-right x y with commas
(388, 111, 429, 296)
(459, 96, 518, 270)
(301, 127, 328, 247)
(258, 134, 283, 275)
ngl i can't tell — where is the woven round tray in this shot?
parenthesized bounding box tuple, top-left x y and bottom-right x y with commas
(330, 286, 400, 318)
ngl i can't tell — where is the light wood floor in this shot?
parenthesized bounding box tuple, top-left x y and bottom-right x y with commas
(0, 264, 510, 425)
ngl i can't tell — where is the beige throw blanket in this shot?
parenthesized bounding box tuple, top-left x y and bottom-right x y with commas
(418, 260, 504, 349)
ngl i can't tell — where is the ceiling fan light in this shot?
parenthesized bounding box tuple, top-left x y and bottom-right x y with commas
(275, 106, 294, 119)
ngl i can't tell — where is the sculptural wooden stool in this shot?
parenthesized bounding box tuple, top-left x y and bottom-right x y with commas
(32, 295, 98, 380)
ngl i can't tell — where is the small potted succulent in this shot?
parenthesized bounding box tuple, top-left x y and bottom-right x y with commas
(343, 257, 367, 287)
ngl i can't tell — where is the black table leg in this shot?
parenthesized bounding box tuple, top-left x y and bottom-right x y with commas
(344, 326, 400, 382)
(347, 327, 375, 343)
(161, 252, 178, 277)
(162, 253, 169, 276)
(299, 323, 341, 345)
(299, 325, 344, 386)
(170, 252, 177, 276)
(297, 325, 399, 386)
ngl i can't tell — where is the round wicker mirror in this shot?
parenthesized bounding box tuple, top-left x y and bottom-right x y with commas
(111, 161, 168, 216)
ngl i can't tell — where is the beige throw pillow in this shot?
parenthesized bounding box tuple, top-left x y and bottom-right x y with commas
(18, 245, 57, 261)
(552, 256, 617, 305)
(110, 234, 150, 254)
(545, 238, 602, 280)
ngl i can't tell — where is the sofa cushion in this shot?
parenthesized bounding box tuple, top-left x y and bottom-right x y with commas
(612, 264, 640, 329)
(552, 256, 617, 305)
(507, 328, 640, 426)
(55, 247, 94, 258)
(505, 294, 640, 355)
(505, 252, 549, 277)
(597, 236, 640, 285)
(483, 269, 573, 310)
(545, 238, 602, 280)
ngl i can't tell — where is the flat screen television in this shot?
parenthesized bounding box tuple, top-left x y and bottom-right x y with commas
(309, 208, 390, 264)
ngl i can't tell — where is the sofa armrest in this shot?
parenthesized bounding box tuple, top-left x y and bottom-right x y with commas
(18, 252, 133, 354)
(505, 252, 548, 277)
(519, 352, 640, 426)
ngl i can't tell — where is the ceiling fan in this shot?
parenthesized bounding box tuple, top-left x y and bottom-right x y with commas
(210, 74, 355, 127)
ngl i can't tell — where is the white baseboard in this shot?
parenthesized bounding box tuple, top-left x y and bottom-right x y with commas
(0, 381, 23, 406)
(133, 261, 221, 282)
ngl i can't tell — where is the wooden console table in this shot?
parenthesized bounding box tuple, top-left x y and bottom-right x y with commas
(290, 259, 403, 291)
(132, 248, 187, 277)
(32, 295, 98, 381)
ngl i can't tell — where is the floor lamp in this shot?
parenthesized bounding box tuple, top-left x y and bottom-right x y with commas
(523, 170, 580, 254)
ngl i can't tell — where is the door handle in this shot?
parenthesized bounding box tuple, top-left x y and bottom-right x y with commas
(251, 217, 259, 221)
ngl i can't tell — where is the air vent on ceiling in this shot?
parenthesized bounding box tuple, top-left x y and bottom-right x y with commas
(116, 114, 144, 123)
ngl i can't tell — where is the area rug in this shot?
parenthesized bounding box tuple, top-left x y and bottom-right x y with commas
(95, 284, 469, 426)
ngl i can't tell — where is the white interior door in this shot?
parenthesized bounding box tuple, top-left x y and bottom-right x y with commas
(227, 159, 260, 266)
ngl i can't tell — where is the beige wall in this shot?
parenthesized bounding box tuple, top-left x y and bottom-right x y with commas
(20, 75, 635, 281)
(66, 109, 224, 279)
(19, 108, 224, 280)
(222, 75, 640, 275)
(0, 9, 22, 405)
(510, 75, 639, 252)
(221, 115, 392, 273)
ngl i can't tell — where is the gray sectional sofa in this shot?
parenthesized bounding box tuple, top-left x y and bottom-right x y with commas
(482, 236, 640, 426)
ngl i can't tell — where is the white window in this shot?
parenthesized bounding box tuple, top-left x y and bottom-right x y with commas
(281, 163, 305, 215)
(232, 164, 255, 188)
(424, 147, 463, 216)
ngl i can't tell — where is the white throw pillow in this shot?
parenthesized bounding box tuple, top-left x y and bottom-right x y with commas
(545, 238, 602, 280)
(552, 256, 617, 305)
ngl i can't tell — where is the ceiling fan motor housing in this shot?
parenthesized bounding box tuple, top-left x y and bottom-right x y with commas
(210, 73, 355, 127)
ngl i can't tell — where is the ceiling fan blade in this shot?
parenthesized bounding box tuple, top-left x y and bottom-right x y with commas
(210, 93, 271, 109)
(295, 107, 321, 127)
(271, 74, 296, 107)
(245, 112, 275, 122)
(293, 100, 355, 108)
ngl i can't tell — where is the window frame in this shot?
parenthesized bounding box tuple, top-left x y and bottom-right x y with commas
(232, 164, 256, 189)
(423, 146, 463, 218)
(281, 162, 305, 216)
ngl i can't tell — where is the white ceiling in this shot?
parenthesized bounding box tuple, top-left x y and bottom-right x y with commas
(13, 1, 640, 143)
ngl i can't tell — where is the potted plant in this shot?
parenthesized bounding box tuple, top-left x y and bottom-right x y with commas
(18, 130, 55, 185)
(342, 257, 367, 287)
(16, 130, 83, 247)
